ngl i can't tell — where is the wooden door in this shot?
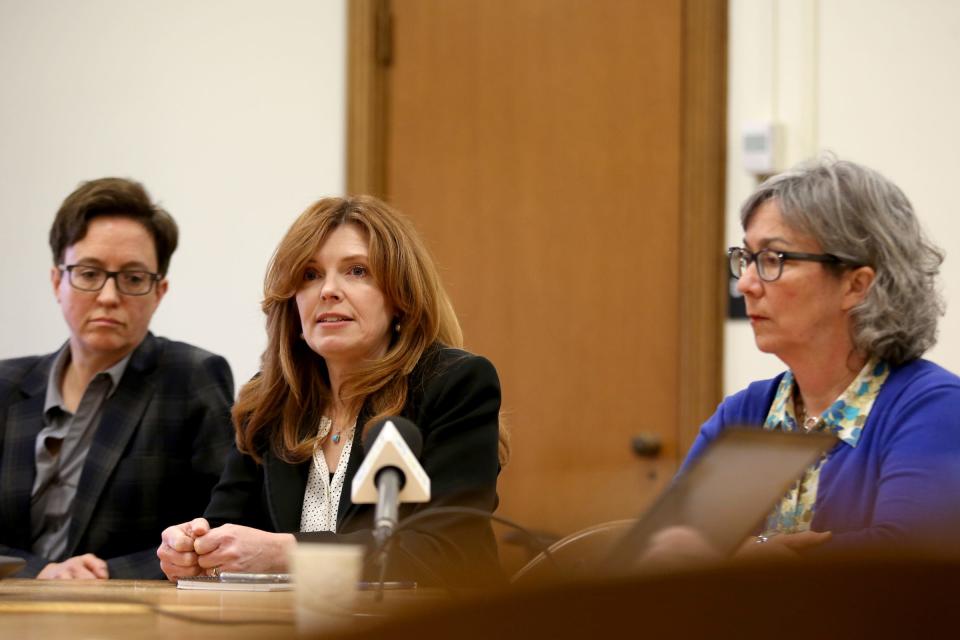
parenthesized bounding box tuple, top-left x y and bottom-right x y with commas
(348, 0, 726, 569)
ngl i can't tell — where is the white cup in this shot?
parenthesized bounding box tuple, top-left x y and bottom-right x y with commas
(289, 542, 365, 634)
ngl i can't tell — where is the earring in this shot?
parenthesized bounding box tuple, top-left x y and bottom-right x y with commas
(394, 323, 401, 333)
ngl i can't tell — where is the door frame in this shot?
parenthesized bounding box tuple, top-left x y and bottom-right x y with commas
(345, 0, 727, 458)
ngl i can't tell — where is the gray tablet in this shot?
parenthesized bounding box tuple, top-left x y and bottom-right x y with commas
(606, 427, 838, 569)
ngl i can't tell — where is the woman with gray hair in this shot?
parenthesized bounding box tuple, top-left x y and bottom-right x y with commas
(682, 157, 960, 555)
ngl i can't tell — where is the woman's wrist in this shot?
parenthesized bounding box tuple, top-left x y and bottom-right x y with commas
(273, 533, 298, 571)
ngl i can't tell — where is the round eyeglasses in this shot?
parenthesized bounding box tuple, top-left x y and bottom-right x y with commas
(727, 247, 858, 283)
(60, 264, 162, 296)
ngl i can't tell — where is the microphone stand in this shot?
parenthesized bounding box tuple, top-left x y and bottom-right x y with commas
(372, 469, 402, 601)
(373, 470, 401, 550)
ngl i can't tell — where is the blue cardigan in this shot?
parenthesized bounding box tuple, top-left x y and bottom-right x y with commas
(682, 359, 960, 552)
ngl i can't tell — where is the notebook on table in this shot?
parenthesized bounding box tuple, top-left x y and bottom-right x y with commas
(177, 573, 293, 591)
(176, 572, 417, 591)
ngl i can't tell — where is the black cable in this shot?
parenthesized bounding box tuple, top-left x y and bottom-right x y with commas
(148, 602, 294, 626)
(388, 537, 463, 600)
(392, 505, 559, 570)
(358, 505, 559, 597)
(358, 528, 461, 601)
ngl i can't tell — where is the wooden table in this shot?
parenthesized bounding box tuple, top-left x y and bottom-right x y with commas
(0, 579, 435, 639)
(7, 554, 959, 640)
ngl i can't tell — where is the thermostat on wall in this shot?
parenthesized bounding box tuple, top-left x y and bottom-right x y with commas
(742, 121, 782, 175)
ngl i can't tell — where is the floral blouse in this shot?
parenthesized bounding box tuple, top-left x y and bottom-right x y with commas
(761, 358, 890, 535)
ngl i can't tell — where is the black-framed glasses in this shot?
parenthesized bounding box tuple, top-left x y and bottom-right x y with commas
(60, 264, 162, 296)
(727, 247, 857, 282)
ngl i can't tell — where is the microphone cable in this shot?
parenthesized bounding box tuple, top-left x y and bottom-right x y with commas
(364, 506, 559, 598)
(394, 505, 559, 570)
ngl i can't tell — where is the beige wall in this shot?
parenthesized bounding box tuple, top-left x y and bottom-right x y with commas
(3, 0, 955, 404)
(724, 0, 960, 395)
(0, 0, 346, 383)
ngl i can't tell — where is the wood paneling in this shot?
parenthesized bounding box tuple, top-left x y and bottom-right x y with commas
(679, 0, 727, 455)
(347, 0, 725, 563)
(346, 0, 389, 196)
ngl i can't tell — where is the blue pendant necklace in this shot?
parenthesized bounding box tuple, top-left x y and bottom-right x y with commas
(320, 415, 353, 445)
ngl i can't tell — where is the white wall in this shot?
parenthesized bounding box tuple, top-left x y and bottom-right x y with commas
(0, 0, 346, 386)
(5, 1, 956, 401)
(725, 0, 960, 395)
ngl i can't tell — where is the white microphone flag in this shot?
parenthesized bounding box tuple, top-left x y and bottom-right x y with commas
(351, 420, 431, 504)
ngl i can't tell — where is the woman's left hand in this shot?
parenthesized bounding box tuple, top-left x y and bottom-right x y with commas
(735, 530, 832, 561)
(192, 524, 297, 573)
(640, 525, 723, 570)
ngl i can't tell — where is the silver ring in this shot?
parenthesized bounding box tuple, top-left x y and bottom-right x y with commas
(754, 535, 769, 544)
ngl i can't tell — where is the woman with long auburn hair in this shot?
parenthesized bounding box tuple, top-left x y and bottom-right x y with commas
(157, 195, 506, 585)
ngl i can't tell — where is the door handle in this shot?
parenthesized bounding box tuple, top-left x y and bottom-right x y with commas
(631, 433, 662, 458)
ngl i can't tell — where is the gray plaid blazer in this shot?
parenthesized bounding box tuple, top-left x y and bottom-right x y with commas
(0, 332, 234, 578)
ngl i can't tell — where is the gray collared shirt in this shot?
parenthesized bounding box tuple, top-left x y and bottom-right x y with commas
(30, 345, 131, 560)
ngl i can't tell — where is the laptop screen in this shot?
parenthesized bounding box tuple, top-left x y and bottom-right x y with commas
(605, 427, 838, 570)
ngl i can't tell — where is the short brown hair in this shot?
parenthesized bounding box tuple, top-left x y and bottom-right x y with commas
(49, 177, 179, 275)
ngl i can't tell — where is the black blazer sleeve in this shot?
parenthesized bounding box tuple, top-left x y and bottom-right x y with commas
(0, 356, 53, 575)
(204, 443, 282, 532)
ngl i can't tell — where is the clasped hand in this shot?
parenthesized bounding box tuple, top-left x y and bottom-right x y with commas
(157, 518, 296, 581)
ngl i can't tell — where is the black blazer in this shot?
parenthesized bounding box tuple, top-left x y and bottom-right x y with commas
(0, 333, 235, 578)
(204, 345, 502, 586)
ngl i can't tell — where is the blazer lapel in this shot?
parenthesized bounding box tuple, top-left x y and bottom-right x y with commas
(0, 356, 54, 548)
(66, 335, 160, 555)
(264, 452, 310, 532)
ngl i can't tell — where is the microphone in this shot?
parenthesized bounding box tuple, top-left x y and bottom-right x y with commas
(351, 417, 431, 550)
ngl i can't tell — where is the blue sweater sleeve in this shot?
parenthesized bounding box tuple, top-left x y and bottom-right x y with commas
(818, 378, 960, 553)
(679, 376, 783, 475)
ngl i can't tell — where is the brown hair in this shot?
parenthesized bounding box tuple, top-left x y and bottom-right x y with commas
(234, 195, 471, 464)
(48, 177, 179, 275)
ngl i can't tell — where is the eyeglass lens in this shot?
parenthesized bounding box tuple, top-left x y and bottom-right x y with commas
(730, 249, 783, 281)
(68, 266, 154, 295)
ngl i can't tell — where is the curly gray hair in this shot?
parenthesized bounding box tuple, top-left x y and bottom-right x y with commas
(741, 157, 945, 365)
